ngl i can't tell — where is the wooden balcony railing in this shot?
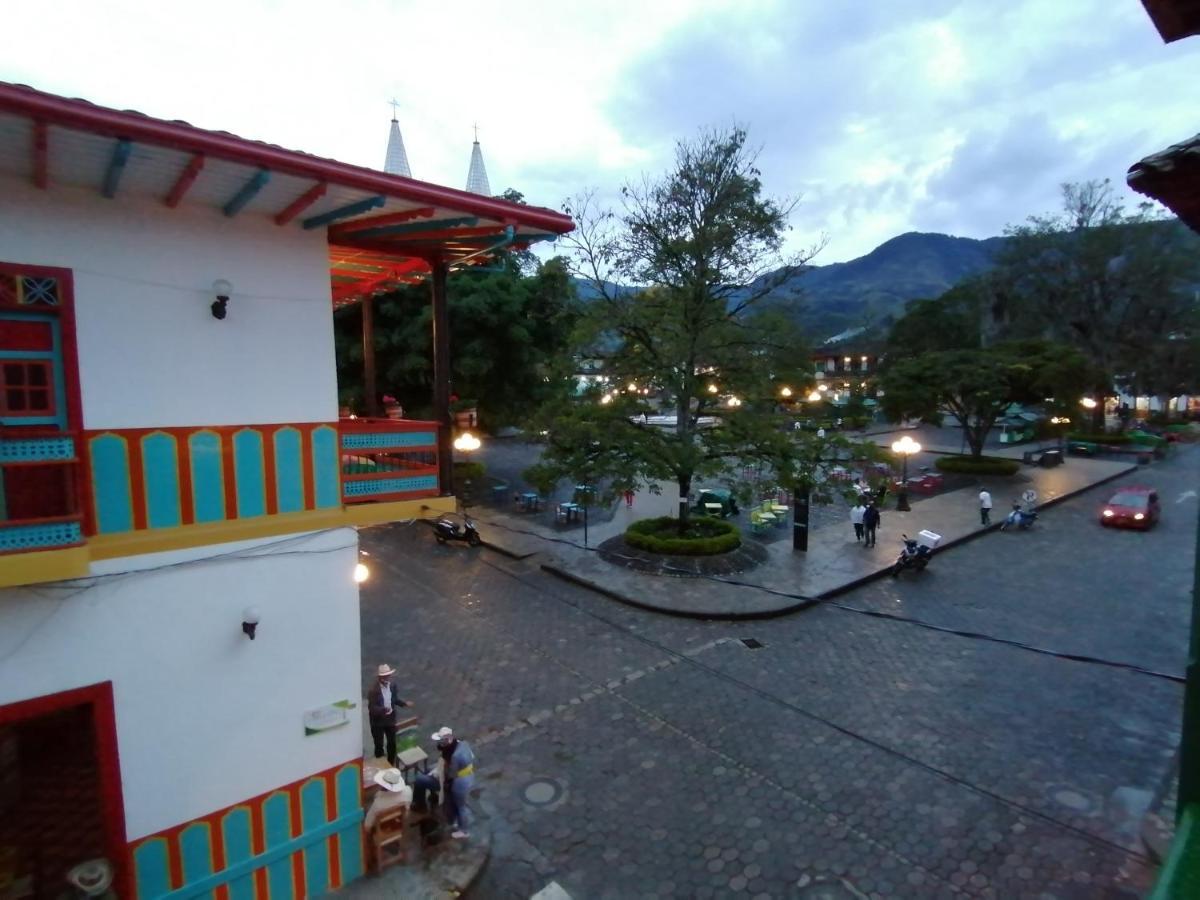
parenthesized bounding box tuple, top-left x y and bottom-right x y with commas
(0, 430, 84, 553)
(339, 417, 440, 504)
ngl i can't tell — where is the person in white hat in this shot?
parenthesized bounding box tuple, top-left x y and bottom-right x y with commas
(412, 726, 476, 839)
(367, 663, 411, 765)
(363, 768, 413, 833)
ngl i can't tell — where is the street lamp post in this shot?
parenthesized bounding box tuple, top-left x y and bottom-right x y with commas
(891, 435, 921, 512)
(453, 431, 481, 517)
(1050, 416, 1070, 453)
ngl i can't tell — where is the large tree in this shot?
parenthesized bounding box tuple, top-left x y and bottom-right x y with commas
(879, 341, 1093, 458)
(985, 179, 1200, 429)
(531, 126, 828, 523)
(334, 254, 577, 425)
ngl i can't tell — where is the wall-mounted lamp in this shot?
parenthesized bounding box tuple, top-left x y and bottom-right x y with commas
(242, 606, 260, 640)
(212, 279, 233, 320)
(354, 550, 370, 584)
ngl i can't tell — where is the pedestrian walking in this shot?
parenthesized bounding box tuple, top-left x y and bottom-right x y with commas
(624, 489, 635, 508)
(862, 503, 880, 547)
(850, 500, 866, 542)
(978, 489, 992, 525)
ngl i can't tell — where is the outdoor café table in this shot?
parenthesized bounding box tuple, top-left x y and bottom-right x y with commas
(704, 502, 723, 515)
(558, 502, 580, 523)
(520, 492, 541, 512)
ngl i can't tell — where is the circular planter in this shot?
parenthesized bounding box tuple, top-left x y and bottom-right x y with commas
(623, 515, 741, 556)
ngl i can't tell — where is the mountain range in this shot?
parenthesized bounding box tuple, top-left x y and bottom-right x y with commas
(573, 231, 1007, 342)
(759, 231, 1007, 340)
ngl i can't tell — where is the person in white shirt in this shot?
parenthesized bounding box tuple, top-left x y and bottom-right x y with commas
(850, 501, 866, 542)
(978, 489, 993, 525)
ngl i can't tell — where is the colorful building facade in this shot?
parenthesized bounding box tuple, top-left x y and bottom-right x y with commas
(0, 82, 571, 898)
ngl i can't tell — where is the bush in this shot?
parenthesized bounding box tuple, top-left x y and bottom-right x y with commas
(624, 516, 741, 556)
(1067, 432, 1131, 445)
(934, 455, 1020, 476)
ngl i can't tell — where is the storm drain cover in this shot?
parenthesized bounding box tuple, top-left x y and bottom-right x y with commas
(522, 778, 563, 807)
(740, 638, 765, 649)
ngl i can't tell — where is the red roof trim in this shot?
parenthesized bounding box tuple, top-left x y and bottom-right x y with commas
(0, 82, 574, 235)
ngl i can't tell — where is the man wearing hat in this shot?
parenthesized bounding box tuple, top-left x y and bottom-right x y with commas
(367, 663, 411, 765)
(412, 726, 476, 839)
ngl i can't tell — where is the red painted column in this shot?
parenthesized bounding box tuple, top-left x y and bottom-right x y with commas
(430, 259, 452, 495)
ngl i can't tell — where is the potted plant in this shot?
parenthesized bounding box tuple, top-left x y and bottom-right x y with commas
(381, 394, 404, 420)
(450, 397, 478, 429)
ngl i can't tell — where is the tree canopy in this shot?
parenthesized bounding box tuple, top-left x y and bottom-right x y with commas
(530, 126, 833, 522)
(334, 254, 578, 425)
(879, 341, 1094, 458)
(985, 179, 1200, 426)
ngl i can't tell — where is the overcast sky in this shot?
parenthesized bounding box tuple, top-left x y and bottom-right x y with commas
(5, 0, 1197, 262)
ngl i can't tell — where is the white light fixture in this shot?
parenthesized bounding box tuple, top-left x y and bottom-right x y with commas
(1080, 397, 1098, 409)
(354, 562, 370, 583)
(807, 390, 822, 402)
(780, 386, 793, 398)
(726, 396, 742, 408)
(241, 606, 260, 640)
(212, 279, 233, 320)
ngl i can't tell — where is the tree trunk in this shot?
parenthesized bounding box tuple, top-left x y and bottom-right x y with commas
(1091, 388, 1106, 432)
(677, 473, 692, 532)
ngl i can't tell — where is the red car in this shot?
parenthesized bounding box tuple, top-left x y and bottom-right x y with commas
(1100, 486, 1161, 529)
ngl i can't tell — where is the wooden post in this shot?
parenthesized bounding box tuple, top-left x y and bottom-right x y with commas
(431, 259, 453, 495)
(362, 296, 378, 417)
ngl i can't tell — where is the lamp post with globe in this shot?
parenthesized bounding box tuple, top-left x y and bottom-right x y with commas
(453, 431, 481, 517)
(891, 435, 921, 512)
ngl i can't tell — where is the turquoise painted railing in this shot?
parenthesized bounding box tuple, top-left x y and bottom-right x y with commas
(0, 431, 83, 552)
(339, 417, 440, 503)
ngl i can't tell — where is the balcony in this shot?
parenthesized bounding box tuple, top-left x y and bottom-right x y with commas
(0, 430, 83, 554)
(338, 417, 440, 504)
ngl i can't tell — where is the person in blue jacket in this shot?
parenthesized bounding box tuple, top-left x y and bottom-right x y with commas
(412, 726, 476, 839)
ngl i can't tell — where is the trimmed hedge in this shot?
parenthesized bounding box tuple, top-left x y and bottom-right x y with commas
(934, 455, 1020, 476)
(1067, 432, 1131, 445)
(624, 515, 742, 556)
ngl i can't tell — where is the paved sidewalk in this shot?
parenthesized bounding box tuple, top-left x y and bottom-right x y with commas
(474, 456, 1137, 618)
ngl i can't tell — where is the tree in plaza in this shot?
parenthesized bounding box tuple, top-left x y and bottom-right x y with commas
(528, 126, 830, 525)
(985, 179, 1200, 430)
(333, 253, 578, 425)
(878, 341, 1093, 458)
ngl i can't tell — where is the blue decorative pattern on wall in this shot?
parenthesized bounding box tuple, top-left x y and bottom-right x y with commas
(0, 520, 82, 551)
(0, 435, 74, 462)
(343, 475, 438, 496)
(341, 431, 436, 449)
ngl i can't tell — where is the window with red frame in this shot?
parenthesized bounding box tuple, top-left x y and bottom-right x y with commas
(1, 359, 55, 417)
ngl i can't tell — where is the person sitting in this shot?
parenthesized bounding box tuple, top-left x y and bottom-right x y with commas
(1005, 502, 1023, 526)
(363, 768, 412, 834)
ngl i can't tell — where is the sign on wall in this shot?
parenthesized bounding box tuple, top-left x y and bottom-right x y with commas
(303, 699, 356, 736)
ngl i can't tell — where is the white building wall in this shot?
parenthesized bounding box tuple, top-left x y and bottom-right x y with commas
(0, 175, 337, 428)
(0, 528, 362, 840)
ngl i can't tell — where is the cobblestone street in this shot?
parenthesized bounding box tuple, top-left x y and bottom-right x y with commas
(358, 447, 1197, 898)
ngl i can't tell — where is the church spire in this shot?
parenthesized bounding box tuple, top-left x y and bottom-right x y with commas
(383, 99, 412, 178)
(465, 123, 491, 196)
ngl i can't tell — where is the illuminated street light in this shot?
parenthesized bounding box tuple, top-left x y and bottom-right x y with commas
(707, 384, 719, 394)
(780, 386, 793, 398)
(1080, 397, 1098, 409)
(817, 383, 828, 393)
(891, 435, 922, 512)
(807, 390, 822, 402)
(453, 432, 481, 453)
(600, 393, 613, 405)
(726, 396, 742, 408)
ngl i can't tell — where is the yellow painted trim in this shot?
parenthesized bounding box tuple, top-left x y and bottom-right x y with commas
(87, 497, 454, 561)
(0, 545, 90, 588)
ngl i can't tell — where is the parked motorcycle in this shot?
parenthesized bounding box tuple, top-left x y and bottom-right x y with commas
(999, 504, 1038, 531)
(891, 533, 933, 576)
(433, 513, 481, 546)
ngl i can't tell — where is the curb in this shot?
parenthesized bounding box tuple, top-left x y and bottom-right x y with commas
(480, 538, 539, 561)
(539, 561, 820, 621)
(537, 461, 1141, 619)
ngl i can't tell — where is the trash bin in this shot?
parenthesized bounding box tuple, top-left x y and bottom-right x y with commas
(1022, 450, 1037, 465)
(1039, 449, 1063, 468)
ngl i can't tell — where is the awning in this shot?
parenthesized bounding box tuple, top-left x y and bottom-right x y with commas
(1139, 0, 1200, 42)
(1127, 133, 1200, 233)
(0, 82, 575, 307)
